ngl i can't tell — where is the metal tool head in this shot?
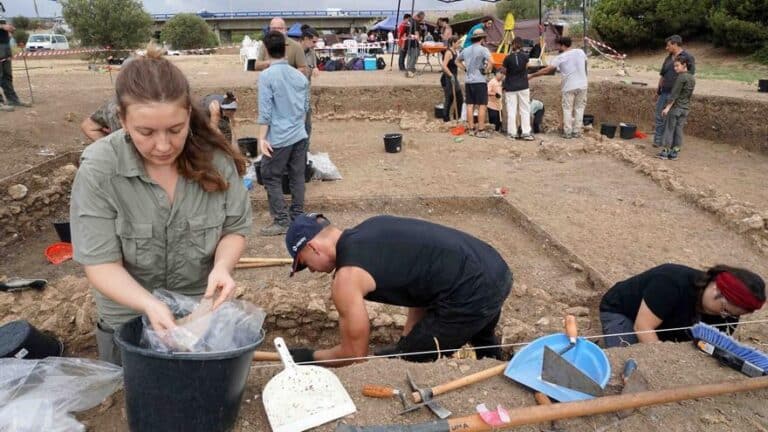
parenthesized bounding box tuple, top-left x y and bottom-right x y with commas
(541, 346, 604, 397)
(405, 370, 452, 419)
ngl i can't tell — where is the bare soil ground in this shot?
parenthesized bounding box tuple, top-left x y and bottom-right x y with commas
(2, 50, 768, 431)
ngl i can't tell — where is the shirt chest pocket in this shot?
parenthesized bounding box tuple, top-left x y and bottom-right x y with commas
(116, 221, 154, 267)
(187, 214, 225, 260)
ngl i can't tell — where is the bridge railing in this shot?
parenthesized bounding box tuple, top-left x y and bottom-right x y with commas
(151, 10, 401, 20)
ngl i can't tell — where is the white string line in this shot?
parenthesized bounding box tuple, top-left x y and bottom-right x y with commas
(250, 318, 768, 369)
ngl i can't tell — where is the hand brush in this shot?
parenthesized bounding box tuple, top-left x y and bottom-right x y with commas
(691, 322, 768, 377)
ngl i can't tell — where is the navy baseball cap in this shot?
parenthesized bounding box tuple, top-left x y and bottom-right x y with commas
(286, 213, 330, 276)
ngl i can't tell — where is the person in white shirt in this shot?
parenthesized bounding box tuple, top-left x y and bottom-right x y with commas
(387, 31, 395, 53)
(528, 36, 588, 139)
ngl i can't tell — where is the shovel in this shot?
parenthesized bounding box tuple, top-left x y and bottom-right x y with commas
(262, 337, 357, 432)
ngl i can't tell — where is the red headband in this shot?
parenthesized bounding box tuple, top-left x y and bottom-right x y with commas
(716, 272, 764, 313)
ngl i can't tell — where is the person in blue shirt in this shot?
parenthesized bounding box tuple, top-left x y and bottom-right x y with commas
(463, 16, 494, 49)
(257, 31, 310, 236)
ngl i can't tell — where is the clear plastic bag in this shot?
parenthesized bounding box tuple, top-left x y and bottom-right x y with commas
(308, 152, 343, 181)
(0, 357, 123, 432)
(140, 290, 266, 353)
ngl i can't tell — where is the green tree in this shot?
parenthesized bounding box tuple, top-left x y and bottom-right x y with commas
(161, 13, 218, 50)
(11, 16, 31, 30)
(496, 0, 540, 20)
(453, 11, 484, 22)
(61, 0, 152, 49)
(591, 0, 710, 49)
(709, 0, 768, 61)
(14, 29, 30, 46)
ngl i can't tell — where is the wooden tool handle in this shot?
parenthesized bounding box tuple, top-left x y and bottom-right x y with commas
(411, 363, 507, 403)
(466, 375, 768, 431)
(238, 257, 294, 264)
(252, 351, 280, 361)
(564, 315, 577, 343)
(534, 392, 553, 406)
(235, 262, 287, 269)
(362, 385, 398, 398)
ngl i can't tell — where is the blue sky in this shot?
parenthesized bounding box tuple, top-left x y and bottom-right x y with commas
(3, 0, 493, 18)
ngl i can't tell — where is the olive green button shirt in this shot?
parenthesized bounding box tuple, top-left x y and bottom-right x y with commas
(70, 130, 252, 329)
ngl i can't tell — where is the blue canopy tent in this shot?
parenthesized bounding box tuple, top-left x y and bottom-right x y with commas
(286, 22, 304, 38)
(370, 16, 399, 32)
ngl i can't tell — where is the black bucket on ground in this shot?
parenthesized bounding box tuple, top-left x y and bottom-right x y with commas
(384, 133, 402, 153)
(759, 79, 768, 93)
(52, 221, 71, 243)
(583, 114, 595, 126)
(434, 104, 445, 119)
(115, 316, 263, 432)
(0, 320, 64, 359)
(237, 137, 259, 157)
(620, 123, 637, 139)
(600, 123, 617, 138)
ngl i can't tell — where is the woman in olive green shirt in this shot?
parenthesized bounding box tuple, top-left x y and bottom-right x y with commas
(70, 45, 252, 364)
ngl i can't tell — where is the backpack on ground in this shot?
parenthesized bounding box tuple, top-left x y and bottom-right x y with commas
(376, 57, 386, 70)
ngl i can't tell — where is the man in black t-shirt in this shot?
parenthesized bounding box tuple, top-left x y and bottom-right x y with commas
(282, 213, 513, 365)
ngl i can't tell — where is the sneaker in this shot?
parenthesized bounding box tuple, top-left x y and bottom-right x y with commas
(405, 71, 415, 78)
(467, 129, 476, 137)
(0, 104, 14, 112)
(506, 134, 518, 140)
(652, 142, 663, 148)
(9, 101, 31, 108)
(668, 147, 680, 160)
(571, 132, 583, 139)
(561, 132, 573, 139)
(475, 130, 490, 139)
(259, 222, 289, 236)
(656, 148, 669, 160)
(521, 134, 535, 141)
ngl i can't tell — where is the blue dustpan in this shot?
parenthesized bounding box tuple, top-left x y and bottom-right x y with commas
(504, 333, 610, 402)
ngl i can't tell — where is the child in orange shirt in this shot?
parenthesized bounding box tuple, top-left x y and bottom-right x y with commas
(487, 70, 504, 132)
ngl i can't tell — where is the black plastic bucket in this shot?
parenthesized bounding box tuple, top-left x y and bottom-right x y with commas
(759, 79, 768, 93)
(434, 104, 445, 119)
(52, 221, 71, 243)
(0, 320, 64, 359)
(620, 123, 637, 140)
(600, 123, 617, 138)
(115, 317, 263, 432)
(384, 133, 402, 153)
(583, 114, 595, 126)
(237, 137, 259, 157)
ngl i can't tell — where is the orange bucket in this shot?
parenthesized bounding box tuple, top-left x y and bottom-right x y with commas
(45, 242, 73, 265)
(450, 125, 466, 136)
(491, 52, 506, 68)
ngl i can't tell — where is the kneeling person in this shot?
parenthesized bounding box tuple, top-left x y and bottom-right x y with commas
(285, 214, 513, 366)
(258, 31, 310, 236)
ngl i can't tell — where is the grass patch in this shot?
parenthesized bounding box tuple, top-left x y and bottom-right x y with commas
(695, 63, 768, 84)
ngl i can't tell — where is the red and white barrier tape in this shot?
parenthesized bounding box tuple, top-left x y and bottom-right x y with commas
(584, 37, 627, 61)
(2, 45, 239, 62)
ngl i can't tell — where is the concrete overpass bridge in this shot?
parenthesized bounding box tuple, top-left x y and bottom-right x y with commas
(151, 10, 407, 43)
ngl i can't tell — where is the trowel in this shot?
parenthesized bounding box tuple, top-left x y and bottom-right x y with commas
(0, 278, 47, 293)
(541, 316, 604, 397)
(541, 346, 604, 397)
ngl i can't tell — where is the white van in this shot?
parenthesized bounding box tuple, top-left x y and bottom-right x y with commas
(25, 34, 70, 51)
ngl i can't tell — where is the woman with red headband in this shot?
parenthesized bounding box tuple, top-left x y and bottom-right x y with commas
(599, 264, 765, 347)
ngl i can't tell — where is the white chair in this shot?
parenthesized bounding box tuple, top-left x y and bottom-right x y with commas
(342, 39, 359, 59)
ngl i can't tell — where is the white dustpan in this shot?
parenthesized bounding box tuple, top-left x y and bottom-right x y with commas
(262, 337, 356, 432)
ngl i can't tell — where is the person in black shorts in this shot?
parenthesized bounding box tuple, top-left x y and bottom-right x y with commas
(457, 29, 492, 138)
(599, 263, 764, 348)
(283, 213, 513, 365)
